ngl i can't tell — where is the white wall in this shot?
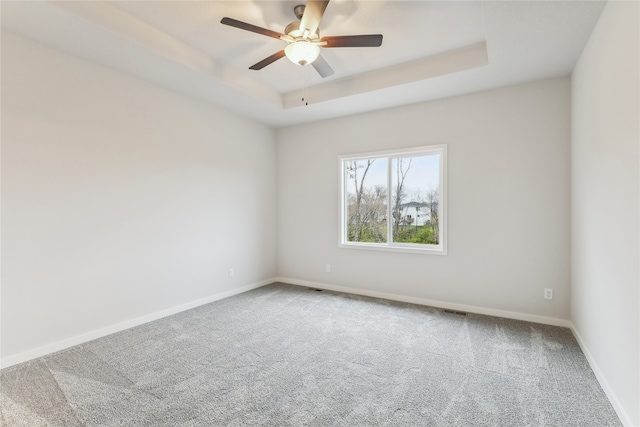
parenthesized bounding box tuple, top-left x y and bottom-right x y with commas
(0, 33, 277, 364)
(2, 5, 637, 421)
(277, 77, 571, 322)
(571, 1, 640, 425)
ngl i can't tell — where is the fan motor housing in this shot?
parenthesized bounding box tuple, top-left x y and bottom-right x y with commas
(285, 20, 319, 40)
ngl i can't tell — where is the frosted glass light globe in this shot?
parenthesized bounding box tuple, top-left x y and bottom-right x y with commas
(285, 41, 320, 66)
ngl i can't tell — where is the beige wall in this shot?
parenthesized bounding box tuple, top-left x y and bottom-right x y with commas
(1, 33, 278, 363)
(571, 1, 640, 425)
(277, 77, 571, 322)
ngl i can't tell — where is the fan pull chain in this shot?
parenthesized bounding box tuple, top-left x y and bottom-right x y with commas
(301, 64, 309, 106)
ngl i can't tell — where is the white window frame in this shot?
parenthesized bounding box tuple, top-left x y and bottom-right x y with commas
(339, 145, 447, 255)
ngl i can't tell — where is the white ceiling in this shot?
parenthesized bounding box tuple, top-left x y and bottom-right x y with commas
(1, 0, 606, 128)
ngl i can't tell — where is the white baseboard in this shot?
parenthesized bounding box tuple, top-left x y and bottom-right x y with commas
(570, 323, 634, 427)
(274, 277, 572, 328)
(0, 279, 274, 369)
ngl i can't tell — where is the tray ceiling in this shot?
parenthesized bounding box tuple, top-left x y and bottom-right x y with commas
(1, 1, 606, 127)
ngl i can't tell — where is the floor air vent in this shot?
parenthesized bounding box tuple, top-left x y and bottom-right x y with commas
(307, 288, 323, 292)
(443, 309, 467, 316)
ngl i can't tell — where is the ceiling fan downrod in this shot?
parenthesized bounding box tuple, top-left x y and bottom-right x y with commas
(293, 4, 306, 20)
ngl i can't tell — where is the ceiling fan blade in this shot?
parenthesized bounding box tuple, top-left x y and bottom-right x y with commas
(312, 54, 334, 78)
(221, 17, 287, 40)
(249, 50, 286, 70)
(320, 34, 383, 48)
(299, 0, 329, 36)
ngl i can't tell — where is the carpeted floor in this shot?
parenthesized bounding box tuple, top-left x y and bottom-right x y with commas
(0, 282, 621, 426)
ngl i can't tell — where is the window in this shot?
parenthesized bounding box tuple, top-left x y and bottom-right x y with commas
(340, 145, 446, 254)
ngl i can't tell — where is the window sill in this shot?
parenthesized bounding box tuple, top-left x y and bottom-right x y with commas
(339, 242, 447, 255)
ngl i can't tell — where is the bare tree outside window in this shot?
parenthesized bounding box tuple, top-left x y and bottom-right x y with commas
(392, 155, 440, 245)
(345, 159, 387, 243)
(392, 157, 412, 241)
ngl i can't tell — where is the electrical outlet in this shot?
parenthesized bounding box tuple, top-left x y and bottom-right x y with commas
(229, 268, 234, 278)
(325, 264, 331, 273)
(544, 288, 553, 300)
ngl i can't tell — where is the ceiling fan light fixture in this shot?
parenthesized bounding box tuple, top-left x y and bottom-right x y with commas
(221, 1, 382, 77)
(285, 41, 320, 66)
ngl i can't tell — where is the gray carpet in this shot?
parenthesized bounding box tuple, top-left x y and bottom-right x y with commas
(1, 282, 621, 426)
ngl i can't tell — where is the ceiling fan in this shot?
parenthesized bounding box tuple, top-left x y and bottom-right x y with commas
(220, 0, 383, 78)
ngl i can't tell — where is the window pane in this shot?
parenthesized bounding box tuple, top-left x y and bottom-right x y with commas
(344, 158, 388, 243)
(391, 155, 440, 245)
